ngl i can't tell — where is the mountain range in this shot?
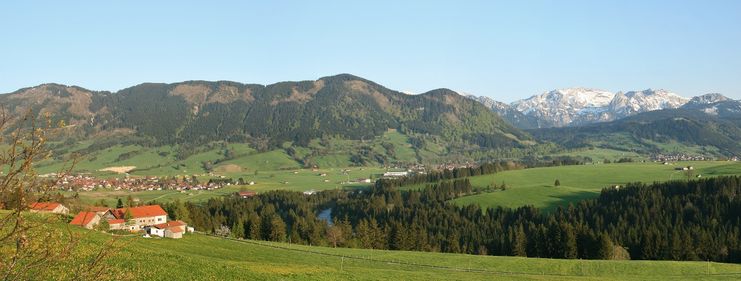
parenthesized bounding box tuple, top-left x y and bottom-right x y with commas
(0, 74, 531, 166)
(470, 88, 691, 128)
(530, 94, 741, 156)
(3, 74, 741, 165)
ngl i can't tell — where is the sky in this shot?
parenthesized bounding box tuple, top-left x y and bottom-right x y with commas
(1, 1, 740, 102)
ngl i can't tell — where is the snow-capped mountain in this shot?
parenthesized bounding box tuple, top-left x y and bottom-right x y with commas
(511, 88, 616, 127)
(685, 93, 729, 105)
(681, 93, 741, 117)
(467, 95, 539, 129)
(509, 88, 689, 127)
(471, 88, 691, 128)
(608, 89, 689, 119)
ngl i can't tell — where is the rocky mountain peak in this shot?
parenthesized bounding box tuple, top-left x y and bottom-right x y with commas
(688, 93, 730, 105)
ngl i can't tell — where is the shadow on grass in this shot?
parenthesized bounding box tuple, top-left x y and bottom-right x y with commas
(541, 190, 599, 213)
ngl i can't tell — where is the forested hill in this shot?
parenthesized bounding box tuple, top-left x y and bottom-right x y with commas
(0, 74, 529, 150)
(530, 107, 741, 156)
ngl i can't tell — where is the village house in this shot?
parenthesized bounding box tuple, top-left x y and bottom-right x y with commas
(108, 219, 127, 230)
(104, 205, 169, 231)
(150, 220, 188, 239)
(29, 202, 69, 215)
(303, 190, 317, 196)
(70, 211, 101, 229)
(383, 171, 408, 178)
(70, 204, 190, 238)
(236, 191, 257, 199)
(70, 205, 167, 231)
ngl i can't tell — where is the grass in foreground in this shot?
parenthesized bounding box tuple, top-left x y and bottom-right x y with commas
(93, 231, 741, 280)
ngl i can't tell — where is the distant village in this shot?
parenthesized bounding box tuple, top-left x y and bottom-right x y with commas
(650, 153, 739, 162)
(42, 173, 242, 192)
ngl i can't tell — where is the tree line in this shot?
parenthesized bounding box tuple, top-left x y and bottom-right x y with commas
(173, 175, 741, 262)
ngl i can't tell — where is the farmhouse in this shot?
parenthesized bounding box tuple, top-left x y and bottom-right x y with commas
(105, 205, 169, 231)
(29, 202, 69, 215)
(236, 191, 257, 198)
(108, 219, 127, 230)
(383, 171, 408, 178)
(150, 220, 188, 239)
(86, 206, 112, 214)
(70, 211, 101, 229)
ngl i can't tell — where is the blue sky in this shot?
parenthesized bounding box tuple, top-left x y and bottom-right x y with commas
(1, 1, 740, 101)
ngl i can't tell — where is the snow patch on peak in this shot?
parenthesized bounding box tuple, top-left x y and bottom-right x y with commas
(511, 87, 689, 127)
(688, 93, 729, 105)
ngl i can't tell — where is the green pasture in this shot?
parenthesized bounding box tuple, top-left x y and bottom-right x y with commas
(450, 161, 741, 212)
(94, 229, 741, 280)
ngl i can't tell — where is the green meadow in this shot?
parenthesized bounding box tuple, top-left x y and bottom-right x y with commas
(451, 161, 741, 211)
(90, 230, 741, 280)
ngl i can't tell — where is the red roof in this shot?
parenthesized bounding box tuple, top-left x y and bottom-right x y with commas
(237, 191, 256, 197)
(153, 220, 186, 229)
(70, 212, 98, 226)
(112, 205, 167, 219)
(108, 219, 125, 224)
(87, 206, 111, 213)
(169, 228, 184, 233)
(29, 202, 62, 211)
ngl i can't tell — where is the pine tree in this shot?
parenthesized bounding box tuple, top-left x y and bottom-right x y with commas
(231, 220, 245, 239)
(248, 214, 262, 240)
(562, 224, 578, 259)
(513, 224, 528, 256)
(596, 233, 614, 259)
(269, 216, 287, 242)
(356, 219, 374, 248)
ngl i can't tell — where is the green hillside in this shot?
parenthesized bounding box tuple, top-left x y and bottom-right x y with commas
(444, 161, 741, 211)
(71, 229, 741, 280)
(530, 108, 741, 157)
(1, 75, 531, 168)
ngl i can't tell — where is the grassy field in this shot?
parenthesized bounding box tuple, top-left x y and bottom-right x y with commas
(77, 230, 741, 280)
(450, 161, 741, 212)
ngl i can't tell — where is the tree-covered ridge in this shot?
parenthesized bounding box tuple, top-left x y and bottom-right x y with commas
(1, 74, 529, 151)
(179, 174, 741, 263)
(531, 108, 741, 156)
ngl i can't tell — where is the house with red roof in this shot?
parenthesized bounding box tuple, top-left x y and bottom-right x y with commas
(71, 204, 188, 238)
(70, 211, 101, 229)
(104, 205, 169, 231)
(149, 220, 188, 239)
(107, 219, 127, 230)
(29, 202, 69, 215)
(86, 206, 111, 214)
(236, 191, 257, 198)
